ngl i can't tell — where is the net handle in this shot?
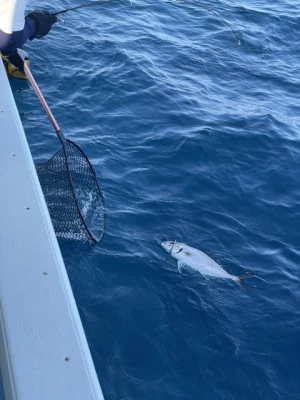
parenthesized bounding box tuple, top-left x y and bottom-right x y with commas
(24, 64, 65, 142)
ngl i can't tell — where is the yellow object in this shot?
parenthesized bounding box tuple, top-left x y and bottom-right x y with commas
(1, 52, 29, 80)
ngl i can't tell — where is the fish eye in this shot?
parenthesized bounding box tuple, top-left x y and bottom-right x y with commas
(170, 241, 174, 245)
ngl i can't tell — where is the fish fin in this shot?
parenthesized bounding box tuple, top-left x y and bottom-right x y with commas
(178, 261, 184, 274)
(236, 272, 254, 290)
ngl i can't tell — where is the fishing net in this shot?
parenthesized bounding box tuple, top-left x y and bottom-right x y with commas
(36, 139, 105, 243)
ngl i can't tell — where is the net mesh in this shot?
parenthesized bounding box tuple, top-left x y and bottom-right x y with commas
(35, 139, 105, 243)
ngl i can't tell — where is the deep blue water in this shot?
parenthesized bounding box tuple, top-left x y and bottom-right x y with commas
(12, 0, 300, 399)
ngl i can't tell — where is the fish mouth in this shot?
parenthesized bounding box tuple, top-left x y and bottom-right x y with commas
(161, 241, 170, 250)
(161, 241, 174, 252)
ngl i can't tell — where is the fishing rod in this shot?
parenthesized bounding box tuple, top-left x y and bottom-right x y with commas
(52, 0, 120, 16)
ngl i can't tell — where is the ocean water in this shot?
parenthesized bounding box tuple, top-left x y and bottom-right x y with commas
(12, 0, 300, 399)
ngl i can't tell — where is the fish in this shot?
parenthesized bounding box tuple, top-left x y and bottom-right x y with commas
(161, 241, 253, 289)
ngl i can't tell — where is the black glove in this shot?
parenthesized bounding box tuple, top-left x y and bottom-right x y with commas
(2, 49, 26, 74)
(27, 10, 57, 40)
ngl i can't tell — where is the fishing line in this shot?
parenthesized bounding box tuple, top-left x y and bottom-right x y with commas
(51, 0, 244, 46)
(169, 0, 243, 46)
(165, 239, 177, 263)
(52, 0, 121, 16)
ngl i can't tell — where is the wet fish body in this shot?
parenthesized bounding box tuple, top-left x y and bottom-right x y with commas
(161, 241, 252, 287)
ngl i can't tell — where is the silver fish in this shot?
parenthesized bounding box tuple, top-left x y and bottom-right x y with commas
(161, 241, 253, 288)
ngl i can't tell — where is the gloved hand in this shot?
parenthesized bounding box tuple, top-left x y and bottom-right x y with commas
(26, 10, 57, 40)
(2, 49, 27, 74)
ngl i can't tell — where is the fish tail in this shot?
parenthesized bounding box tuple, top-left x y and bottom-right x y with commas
(235, 272, 254, 290)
